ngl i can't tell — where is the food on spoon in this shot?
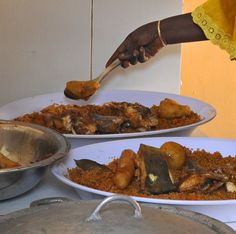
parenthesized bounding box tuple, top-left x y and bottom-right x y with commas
(160, 141, 186, 170)
(14, 99, 202, 135)
(64, 60, 120, 100)
(113, 149, 136, 189)
(64, 80, 100, 100)
(0, 153, 21, 169)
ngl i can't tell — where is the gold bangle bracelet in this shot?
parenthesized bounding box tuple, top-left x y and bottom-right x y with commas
(157, 20, 167, 46)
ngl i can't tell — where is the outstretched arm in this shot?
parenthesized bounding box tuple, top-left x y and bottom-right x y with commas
(161, 13, 207, 44)
(106, 13, 207, 68)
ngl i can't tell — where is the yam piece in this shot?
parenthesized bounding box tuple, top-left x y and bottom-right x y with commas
(158, 98, 191, 119)
(160, 141, 186, 170)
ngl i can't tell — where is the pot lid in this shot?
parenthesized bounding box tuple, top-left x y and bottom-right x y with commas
(0, 195, 234, 234)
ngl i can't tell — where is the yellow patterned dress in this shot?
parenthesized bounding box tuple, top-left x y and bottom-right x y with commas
(192, 0, 236, 60)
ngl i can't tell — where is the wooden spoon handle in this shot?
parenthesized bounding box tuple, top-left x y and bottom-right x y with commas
(96, 59, 121, 83)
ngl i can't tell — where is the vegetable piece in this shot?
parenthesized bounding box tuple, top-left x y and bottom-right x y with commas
(113, 149, 136, 189)
(74, 159, 109, 171)
(160, 141, 186, 170)
(158, 98, 191, 118)
(137, 144, 176, 194)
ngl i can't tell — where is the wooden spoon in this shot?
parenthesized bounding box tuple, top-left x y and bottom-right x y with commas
(64, 60, 121, 100)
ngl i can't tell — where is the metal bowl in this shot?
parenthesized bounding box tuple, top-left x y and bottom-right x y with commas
(0, 120, 70, 200)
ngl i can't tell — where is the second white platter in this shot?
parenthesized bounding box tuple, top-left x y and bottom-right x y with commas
(0, 90, 216, 139)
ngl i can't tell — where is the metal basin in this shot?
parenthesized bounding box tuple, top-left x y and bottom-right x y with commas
(0, 195, 234, 233)
(0, 120, 70, 200)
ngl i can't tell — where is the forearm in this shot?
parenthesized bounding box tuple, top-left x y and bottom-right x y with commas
(160, 13, 207, 44)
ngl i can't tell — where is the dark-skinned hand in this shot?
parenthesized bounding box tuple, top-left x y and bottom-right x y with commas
(106, 21, 165, 68)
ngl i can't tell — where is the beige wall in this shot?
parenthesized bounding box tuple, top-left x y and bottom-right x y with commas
(181, 0, 236, 139)
(0, 0, 182, 107)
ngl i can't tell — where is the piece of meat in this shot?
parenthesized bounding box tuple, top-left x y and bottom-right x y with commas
(92, 113, 125, 134)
